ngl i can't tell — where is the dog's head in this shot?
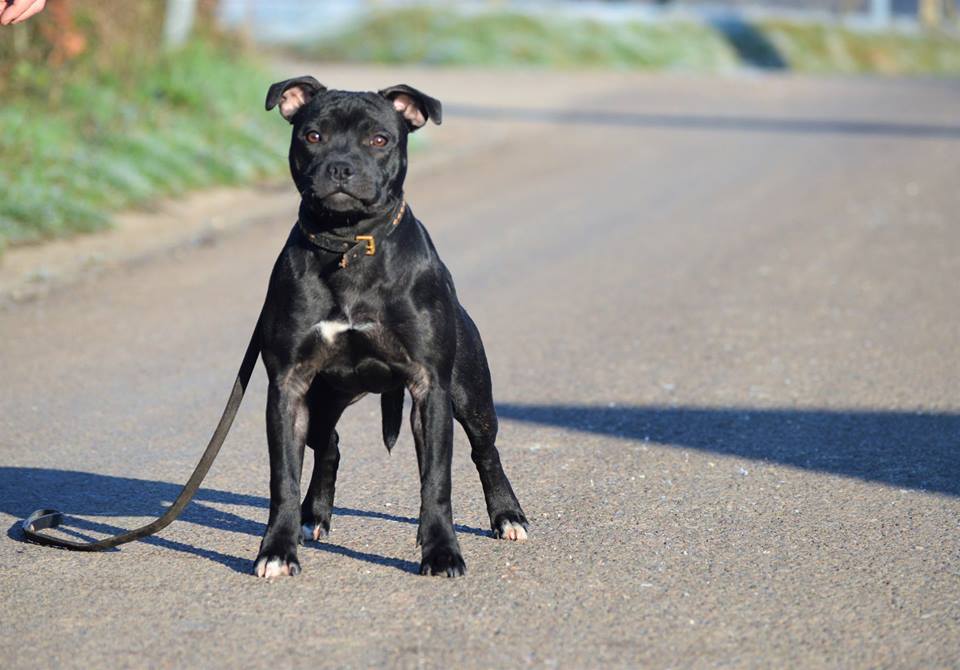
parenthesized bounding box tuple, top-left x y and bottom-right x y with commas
(266, 76, 441, 216)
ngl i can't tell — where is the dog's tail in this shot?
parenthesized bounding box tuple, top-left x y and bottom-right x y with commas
(380, 388, 404, 452)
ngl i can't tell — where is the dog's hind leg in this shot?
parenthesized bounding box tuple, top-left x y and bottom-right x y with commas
(300, 382, 351, 543)
(451, 309, 529, 542)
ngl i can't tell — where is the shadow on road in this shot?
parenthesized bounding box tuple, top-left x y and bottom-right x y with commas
(1, 468, 487, 574)
(447, 104, 960, 140)
(497, 404, 960, 497)
(7, 403, 956, 569)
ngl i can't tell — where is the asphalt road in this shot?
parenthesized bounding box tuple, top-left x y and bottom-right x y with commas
(2, 69, 959, 668)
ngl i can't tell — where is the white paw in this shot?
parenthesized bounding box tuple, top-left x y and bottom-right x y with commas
(301, 523, 328, 543)
(254, 556, 299, 578)
(498, 520, 528, 542)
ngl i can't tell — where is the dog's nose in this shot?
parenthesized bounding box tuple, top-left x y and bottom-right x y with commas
(326, 162, 354, 182)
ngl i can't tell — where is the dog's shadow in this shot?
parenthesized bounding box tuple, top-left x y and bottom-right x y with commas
(1, 467, 489, 574)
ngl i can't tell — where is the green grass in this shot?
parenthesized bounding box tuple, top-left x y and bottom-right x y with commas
(303, 7, 960, 76)
(0, 42, 288, 252)
(760, 20, 960, 74)
(307, 9, 738, 71)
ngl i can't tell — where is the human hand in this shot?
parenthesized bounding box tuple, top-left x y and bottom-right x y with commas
(0, 0, 47, 26)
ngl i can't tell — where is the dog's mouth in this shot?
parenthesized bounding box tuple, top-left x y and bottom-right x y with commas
(323, 190, 360, 210)
(305, 185, 374, 213)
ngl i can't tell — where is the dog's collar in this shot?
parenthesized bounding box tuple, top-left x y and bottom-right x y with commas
(298, 199, 407, 269)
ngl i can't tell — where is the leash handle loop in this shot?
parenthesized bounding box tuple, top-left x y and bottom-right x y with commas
(20, 320, 261, 552)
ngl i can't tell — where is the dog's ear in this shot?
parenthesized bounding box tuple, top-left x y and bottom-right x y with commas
(265, 76, 326, 122)
(378, 84, 442, 131)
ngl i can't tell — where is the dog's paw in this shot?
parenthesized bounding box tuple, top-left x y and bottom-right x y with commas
(301, 521, 330, 543)
(493, 511, 529, 541)
(419, 546, 466, 577)
(253, 552, 301, 578)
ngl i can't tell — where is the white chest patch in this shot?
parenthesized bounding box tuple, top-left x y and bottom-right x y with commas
(314, 320, 376, 344)
(315, 320, 351, 343)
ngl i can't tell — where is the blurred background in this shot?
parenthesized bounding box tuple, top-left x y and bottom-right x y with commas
(1, 0, 958, 258)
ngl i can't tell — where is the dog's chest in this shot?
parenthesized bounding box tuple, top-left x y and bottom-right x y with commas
(304, 309, 406, 393)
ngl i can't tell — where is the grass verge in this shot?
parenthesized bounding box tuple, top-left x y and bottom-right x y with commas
(306, 9, 737, 71)
(0, 41, 288, 253)
(302, 7, 960, 76)
(761, 20, 960, 74)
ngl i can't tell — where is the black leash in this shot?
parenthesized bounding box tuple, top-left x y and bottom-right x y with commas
(20, 319, 262, 551)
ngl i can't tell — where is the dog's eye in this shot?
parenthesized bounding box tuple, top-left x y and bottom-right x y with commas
(370, 134, 389, 148)
(305, 131, 322, 144)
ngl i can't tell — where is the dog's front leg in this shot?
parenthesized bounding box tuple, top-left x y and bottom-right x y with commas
(411, 381, 466, 577)
(255, 378, 309, 578)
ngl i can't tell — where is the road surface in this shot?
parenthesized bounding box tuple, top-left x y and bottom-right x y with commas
(2, 68, 958, 668)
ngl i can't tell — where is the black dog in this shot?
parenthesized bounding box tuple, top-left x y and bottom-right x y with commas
(253, 76, 528, 578)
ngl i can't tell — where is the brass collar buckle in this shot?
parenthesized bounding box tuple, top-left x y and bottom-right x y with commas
(355, 235, 376, 256)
